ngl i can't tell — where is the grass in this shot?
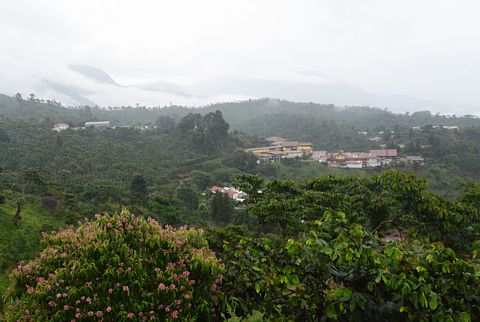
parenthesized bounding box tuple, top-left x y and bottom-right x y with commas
(0, 193, 65, 291)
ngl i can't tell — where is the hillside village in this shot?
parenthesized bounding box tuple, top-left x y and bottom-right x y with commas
(246, 136, 424, 168)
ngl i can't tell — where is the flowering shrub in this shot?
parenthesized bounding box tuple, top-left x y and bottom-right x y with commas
(3, 209, 223, 321)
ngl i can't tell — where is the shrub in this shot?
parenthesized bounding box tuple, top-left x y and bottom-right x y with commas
(3, 209, 223, 321)
(41, 196, 58, 212)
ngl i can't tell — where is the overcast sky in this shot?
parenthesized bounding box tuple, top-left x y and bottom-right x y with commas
(1, 0, 480, 111)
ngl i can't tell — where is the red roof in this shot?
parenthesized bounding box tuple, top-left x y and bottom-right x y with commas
(369, 149, 398, 157)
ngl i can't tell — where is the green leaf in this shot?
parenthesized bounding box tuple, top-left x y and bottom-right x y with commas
(289, 275, 301, 286)
(428, 296, 438, 310)
(322, 247, 333, 255)
(255, 283, 261, 294)
(326, 304, 337, 318)
(457, 312, 471, 322)
(336, 287, 352, 300)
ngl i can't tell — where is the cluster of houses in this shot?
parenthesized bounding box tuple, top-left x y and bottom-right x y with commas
(313, 149, 424, 168)
(53, 121, 158, 132)
(53, 121, 112, 132)
(245, 137, 313, 162)
(246, 137, 424, 168)
(210, 186, 246, 202)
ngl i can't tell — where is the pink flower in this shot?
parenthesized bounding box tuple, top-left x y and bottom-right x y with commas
(155, 267, 161, 273)
(158, 283, 165, 290)
(106, 306, 112, 313)
(88, 311, 94, 317)
(189, 279, 196, 285)
(127, 267, 132, 272)
(64, 305, 70, 310)
(171, 310, 179, 319)
(75, 313, 82, 318)
(127, 224, 134, 230)
(184, 294, 190, 299)
(182, 271, 190, 277)
(48, 301, 56, 307)
(107, 222, 113, 228)
(123, 285, 129, 292)
(96, 311, 103, 318)
(169, 284, 176, 290)
(108, 288, 113, 294)
(165, 306, 171, 312)
(127, 312, 135, 318)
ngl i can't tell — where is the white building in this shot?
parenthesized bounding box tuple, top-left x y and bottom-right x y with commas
(52, 123, 69, 132)
(85, 121, 111, 129)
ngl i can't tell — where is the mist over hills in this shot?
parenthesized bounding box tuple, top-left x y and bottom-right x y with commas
(0, 64, 474, 115)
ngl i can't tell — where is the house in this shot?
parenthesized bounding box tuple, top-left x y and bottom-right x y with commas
(210, 186, 245, 202)
(312, 151, 328, 163)
(85, 121, 111, 129)
(266, 136, 287, 145)
(245, 138, 313, 160)
(369, 149, 398, 165)
(369, 149, 398, 158)
(382, 229, 408, 242)
(399, 155, 425, 165)
(52, 123, 69, 132)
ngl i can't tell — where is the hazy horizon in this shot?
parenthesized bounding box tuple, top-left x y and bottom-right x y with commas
(1, 0, 480, 114)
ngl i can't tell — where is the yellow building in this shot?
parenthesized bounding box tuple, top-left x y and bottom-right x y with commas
(246, 140, 312, 155)
(297, 143, 313, 153)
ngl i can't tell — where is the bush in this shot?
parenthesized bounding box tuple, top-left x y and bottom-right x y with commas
(3, 210, 223, 321)
(41, 196, 58, 212)
(0, 195, 5, 204)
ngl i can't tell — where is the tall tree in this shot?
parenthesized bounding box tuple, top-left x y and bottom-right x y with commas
(131, 174, 148, 204)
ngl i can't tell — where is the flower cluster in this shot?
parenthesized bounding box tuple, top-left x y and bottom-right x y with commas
(3, 209, 223, 321)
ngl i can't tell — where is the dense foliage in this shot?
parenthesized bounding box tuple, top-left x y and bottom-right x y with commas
(218, 211, 480, 321)
(2, 94, 480, 320)
(3, 210, 223, 321)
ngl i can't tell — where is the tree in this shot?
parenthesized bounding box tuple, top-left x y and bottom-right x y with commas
(155, 115, 176, 133)
(131, 174, 148, 204)
(210, 192, 234, 224)
(176, 186, 199, 212)
(223, 149, 257, 173)
(13, 200, 22, 226)
(0, 128, 10, 143)
(42, 196, 58, 213)
(3, 210, 223, 321)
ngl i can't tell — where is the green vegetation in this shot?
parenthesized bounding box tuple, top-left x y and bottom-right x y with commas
(3, 210, 222, 321)
(1, 94, 480, 320)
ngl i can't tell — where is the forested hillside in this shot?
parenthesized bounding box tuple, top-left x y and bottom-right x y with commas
(1, 94, 480, 320)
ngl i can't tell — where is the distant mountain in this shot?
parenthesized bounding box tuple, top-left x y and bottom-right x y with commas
(0, 63, 475, 115)
(42, 79, 97, 106)
(137, 80, 192, 97)
(68, 64, 120, 86)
